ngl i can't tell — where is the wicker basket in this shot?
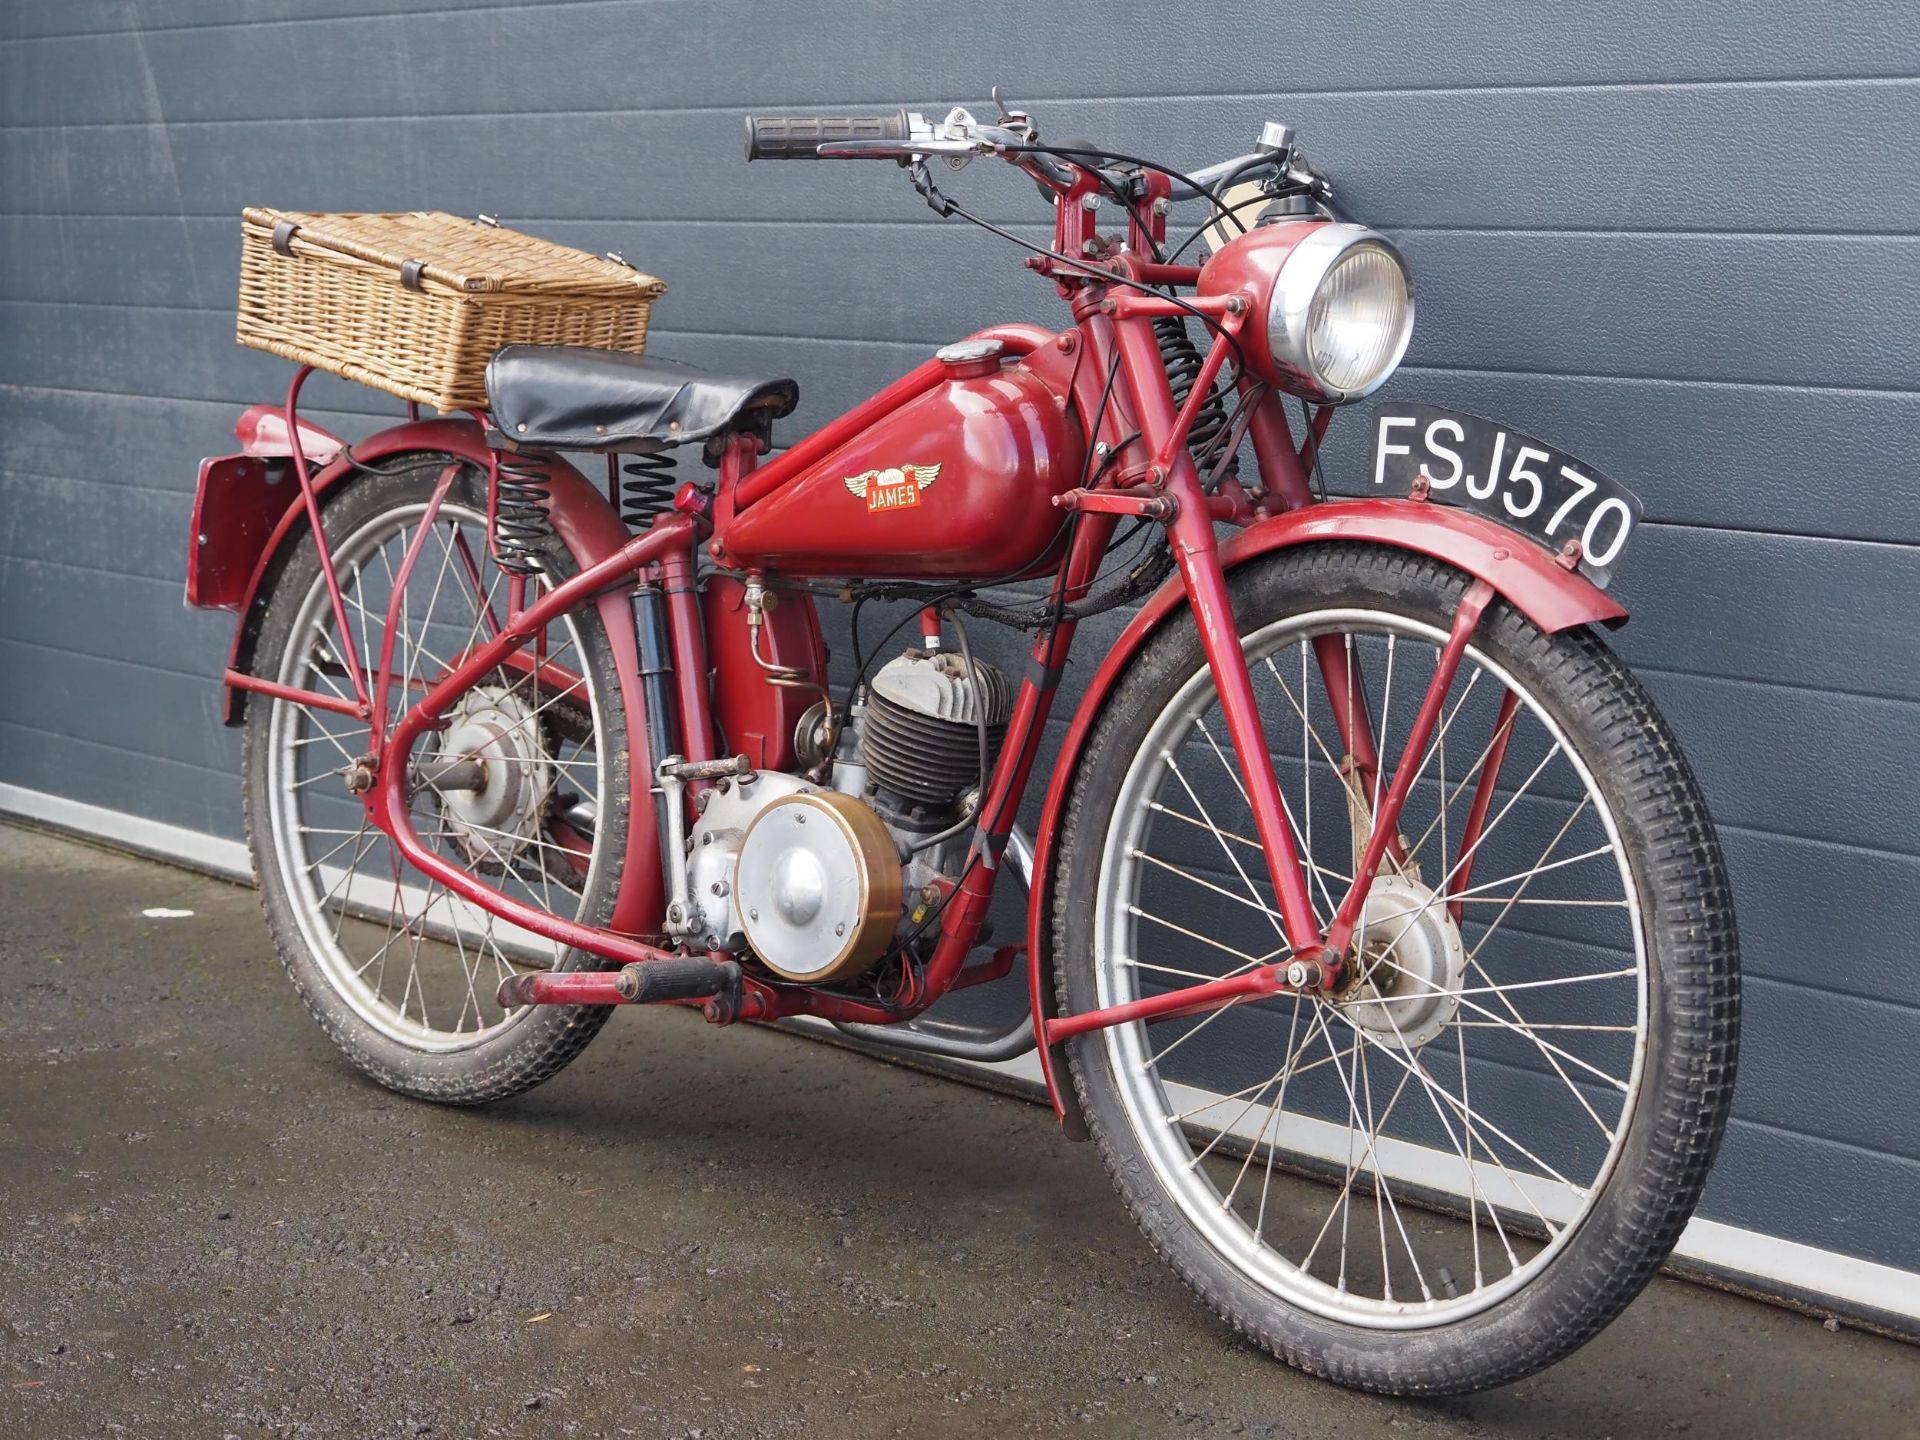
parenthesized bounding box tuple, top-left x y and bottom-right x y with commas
(236, 208, 666, 412)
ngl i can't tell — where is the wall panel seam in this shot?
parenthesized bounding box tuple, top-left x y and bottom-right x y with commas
(0, 633, 223, 687)
(0, 719, 235, 778)
(5, 213, 1919, 240)
(1, 74, 1916, 123)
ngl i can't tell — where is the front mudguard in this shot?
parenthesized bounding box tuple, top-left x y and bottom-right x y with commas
(190, 413, 665, 935)
(1024, 498, 1630, 1134)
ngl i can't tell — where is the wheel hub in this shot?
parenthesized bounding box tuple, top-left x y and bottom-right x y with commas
(1335, 874, 1466, 1049)
(431, 685, 550, 867)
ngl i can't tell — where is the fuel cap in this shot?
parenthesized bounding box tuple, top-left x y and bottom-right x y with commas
(934, 337, 1006, 377)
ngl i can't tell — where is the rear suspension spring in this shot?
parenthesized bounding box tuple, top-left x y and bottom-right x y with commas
(492, 451, 555, 575)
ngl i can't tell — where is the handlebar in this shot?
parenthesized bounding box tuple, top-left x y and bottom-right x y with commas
(740, 105, 1330, 214)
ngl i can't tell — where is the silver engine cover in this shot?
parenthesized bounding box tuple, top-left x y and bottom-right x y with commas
(685, 770, 815, 952)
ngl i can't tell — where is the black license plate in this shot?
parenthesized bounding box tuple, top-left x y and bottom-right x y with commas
(1369, 405, 1642, 587)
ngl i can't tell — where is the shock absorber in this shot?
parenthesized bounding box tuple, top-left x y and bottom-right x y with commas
(1154, 316, 1236, 485)
(619, 451, 679, 531)
(492, 450, 556, 575)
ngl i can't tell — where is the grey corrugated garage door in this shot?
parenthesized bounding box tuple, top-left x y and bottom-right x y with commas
(2, 0, 1913, 1320)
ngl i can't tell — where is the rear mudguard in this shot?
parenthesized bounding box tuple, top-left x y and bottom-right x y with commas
(206, 416, 632, 721)
(1024, 498, 1630, 1133)
(196, 414, 665, 934)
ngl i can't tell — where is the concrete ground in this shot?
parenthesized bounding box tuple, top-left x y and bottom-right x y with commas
(1, 822, 1914, 1440)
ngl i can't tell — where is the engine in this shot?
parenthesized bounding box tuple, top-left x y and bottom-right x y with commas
(859, 648, 1012, 840)
(679, 646, 1011, 985)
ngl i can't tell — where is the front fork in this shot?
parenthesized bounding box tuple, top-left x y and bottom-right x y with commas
(1049, 509, 1498, 1042)
(1042, 309, 1503, 1044)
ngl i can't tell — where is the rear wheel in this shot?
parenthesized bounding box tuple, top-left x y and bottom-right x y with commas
(1055, 544, 1738, 1394)
(243, 461, 633, 1104)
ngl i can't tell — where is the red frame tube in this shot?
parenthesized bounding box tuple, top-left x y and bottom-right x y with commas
(1448, 688, 1522, 921)
(282, 366, 371, 715)
(369, 462, 460, 743)
(368, 516, 701, 969)
(1047, 963, 1289, 1044)
(224, 668, 363, 719)
(1324, 579, 1496, 954)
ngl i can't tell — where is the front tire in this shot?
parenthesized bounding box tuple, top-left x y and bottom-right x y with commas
(1054, 544, 1738, 1394)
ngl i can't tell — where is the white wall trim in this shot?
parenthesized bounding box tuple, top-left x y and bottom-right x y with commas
(0, 784, 253, 879)
(5, 781, 1914, 1332)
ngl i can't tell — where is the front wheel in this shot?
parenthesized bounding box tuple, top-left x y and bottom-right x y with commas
(1054, 544, 1738, 1395)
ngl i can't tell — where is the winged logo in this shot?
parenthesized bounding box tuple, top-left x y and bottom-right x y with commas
(844, 463, 941, 512)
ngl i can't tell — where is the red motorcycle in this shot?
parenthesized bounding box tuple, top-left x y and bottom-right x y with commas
(188, 103, 1739, 1395)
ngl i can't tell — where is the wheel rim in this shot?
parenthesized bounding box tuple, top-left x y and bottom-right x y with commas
(1094, 608, 1649, 1329)
(264, 499, 611, 1052)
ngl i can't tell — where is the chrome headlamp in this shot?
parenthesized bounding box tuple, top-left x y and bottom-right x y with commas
(1200, 221, 1415, 405)
(1266, 225, 1414, 403)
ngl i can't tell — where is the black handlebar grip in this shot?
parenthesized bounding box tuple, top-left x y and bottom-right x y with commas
(743, 110, 909, 161)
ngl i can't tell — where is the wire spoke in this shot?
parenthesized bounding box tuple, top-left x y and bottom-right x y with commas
(1189, 714, 1333, 926)
(1165, 745, 1294, 941)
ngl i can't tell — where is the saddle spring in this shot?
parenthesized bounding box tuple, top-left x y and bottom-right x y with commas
(619, 451, 679, 531)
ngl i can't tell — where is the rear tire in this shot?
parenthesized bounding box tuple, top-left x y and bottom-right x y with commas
(242, 460, 633, 1105)
(1054, 544, 1738, 1394)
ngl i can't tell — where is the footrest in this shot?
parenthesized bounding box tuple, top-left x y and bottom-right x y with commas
(493, 958, 739, 1009)
(614, 957, 739, 1004)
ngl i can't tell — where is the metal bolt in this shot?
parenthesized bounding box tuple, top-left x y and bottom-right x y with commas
(1225, 295, 1247, 315)
(749, 908, 760, 922)
(1080, 193, 1100, 211)
(710, 880, 729, 896)
(1152, 197, 1171, 215)
(834, 923, 846, 936)
(795, 812, 806, 824)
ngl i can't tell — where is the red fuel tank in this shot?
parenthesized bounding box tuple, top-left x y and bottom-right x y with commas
(718, 344, 1085, 580)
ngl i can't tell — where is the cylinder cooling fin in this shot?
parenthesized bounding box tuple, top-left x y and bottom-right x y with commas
(861, 650, 1012, 811)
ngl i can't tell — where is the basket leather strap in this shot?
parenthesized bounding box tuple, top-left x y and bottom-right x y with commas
(270, 219, 300, 255)
(399, 258, 427, 291)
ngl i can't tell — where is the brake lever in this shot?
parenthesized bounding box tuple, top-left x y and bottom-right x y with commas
(814, 137, 977, 160)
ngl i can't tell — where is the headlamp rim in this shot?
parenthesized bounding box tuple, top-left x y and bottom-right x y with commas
(1266, 224, 1415, 405)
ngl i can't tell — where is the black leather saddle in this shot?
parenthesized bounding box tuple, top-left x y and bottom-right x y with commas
(485, 345, 799, 455)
